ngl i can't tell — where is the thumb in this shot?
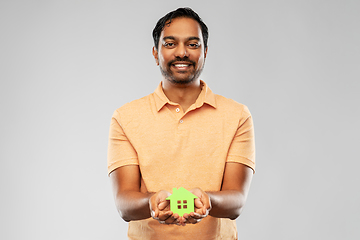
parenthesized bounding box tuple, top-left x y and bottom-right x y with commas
(158, 200, 169, 210)
(194, 198, 204, 208)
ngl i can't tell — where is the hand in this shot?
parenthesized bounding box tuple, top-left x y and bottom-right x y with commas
(180, 187, 212, 225)
(149, 190, 180, 225)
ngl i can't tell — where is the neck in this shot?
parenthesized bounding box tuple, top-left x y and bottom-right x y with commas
(162, 79, 202, 112)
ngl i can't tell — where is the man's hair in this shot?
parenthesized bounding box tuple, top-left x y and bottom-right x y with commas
(152, 7, 209, 51)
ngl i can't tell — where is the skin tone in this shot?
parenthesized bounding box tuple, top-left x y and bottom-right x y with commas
(110, 17, 253, 226)
(152, 17, 207, 112)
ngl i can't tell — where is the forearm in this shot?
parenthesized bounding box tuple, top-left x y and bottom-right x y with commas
(207, 190, 247, 220)
(115, 191, 154, 222)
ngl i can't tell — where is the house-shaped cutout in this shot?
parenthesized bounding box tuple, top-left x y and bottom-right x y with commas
(166, 187, 198, 217)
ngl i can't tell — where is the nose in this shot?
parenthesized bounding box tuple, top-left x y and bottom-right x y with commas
(174, 43, 189, 58)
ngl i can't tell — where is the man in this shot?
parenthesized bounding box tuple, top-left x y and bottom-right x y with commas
(108, 7, 255, 239)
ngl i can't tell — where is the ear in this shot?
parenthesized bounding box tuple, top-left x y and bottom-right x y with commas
(152, 46, 159, 66)
(204, 46, 208, 59)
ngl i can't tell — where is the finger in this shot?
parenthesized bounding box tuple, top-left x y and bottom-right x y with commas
(197, 196, 211, 211)
(151, 210, 160, 220)
(158, 200, 170, 211)
(149, 197, 160, 219)
(194, 198, 211, 215)
(185, 216, 201, 224)
(177, 216, 186, 226)
(158, 212, 181, 225)
(194, 198, 204, 208)
(158, 211, 173, 222)
(164, 214, 180, 225)
(173, 214, 185, 226)
(190, 211, 206, 219)
(193, 205, 206, 216)
(183, 213, 200, 224)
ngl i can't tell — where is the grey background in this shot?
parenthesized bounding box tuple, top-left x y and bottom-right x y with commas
(1, 0, 359, 239)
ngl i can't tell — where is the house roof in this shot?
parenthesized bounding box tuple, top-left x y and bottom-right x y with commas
(166, 187, 198, 200)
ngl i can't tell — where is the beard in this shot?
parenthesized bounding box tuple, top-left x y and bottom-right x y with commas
(159, 57, 205, 85)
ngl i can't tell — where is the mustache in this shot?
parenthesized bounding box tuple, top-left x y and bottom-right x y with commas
(168, 57, 196, 66)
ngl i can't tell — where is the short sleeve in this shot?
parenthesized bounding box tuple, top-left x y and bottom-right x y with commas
(107, 110, 139, 175)
(226, 107, 256, 172)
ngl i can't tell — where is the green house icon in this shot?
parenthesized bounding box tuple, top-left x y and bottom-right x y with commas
(166, 187, 198, 217)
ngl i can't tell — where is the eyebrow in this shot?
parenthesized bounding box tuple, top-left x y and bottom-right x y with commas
(162, 36, 201, 42)
(188, 37, 201, 41)
(162, 36, 176, 41)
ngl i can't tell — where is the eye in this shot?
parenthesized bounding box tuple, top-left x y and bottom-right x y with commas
(164, 42, 175, 48)
(189, 43, 200, 48)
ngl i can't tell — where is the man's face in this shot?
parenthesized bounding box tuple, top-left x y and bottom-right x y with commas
(153, 17, 207, 85)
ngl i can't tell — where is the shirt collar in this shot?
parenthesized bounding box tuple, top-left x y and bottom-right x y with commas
(153, 80, 217, 112)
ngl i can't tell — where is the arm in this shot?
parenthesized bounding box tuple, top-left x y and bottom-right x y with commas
(110, 165, 180, 224)
(207, 162, 253, 219)
(205, 106, 255, 219)
(109, 165, 153, 222)
(108, 113, 180, 224)
(185, 162, 253, 223)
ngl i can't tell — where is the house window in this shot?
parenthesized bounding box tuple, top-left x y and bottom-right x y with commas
(177, 200, 187, 209)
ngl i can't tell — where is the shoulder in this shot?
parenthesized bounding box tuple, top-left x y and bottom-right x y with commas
(112, 94, 154, 123)
(214, 94, 251, 117)
(117, 95, 151, 112)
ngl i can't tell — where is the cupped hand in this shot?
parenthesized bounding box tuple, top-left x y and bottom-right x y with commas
(149, 190, 180, 225)
(180, 187, 212, 225)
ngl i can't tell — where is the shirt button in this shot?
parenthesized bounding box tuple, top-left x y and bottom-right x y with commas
(176, 108, 180, 112)
(179, 120, 183, 123)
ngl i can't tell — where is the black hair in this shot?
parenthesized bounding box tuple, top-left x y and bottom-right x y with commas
(152, 7, 208, 51)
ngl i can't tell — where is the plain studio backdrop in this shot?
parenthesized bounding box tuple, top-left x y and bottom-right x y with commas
(1, 0, 359, 239)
